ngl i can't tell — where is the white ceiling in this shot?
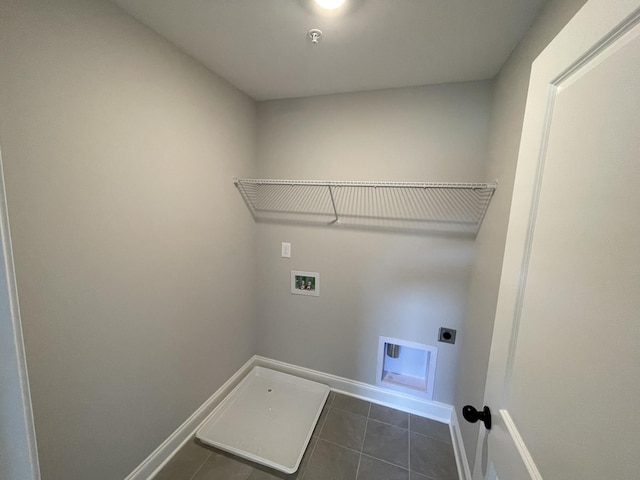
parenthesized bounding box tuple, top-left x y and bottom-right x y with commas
(112, 0, 548, 101)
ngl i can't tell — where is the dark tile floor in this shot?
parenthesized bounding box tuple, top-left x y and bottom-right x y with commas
(153, 392, 459, 480)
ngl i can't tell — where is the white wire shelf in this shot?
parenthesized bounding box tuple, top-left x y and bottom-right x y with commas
(234, 178, 497, 235)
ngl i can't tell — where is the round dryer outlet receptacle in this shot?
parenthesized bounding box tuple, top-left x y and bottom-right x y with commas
(438, 327, 457, 344)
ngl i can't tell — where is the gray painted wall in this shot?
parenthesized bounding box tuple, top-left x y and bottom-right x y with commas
(453, 0, 588, 467)
(0, 1, 257, 479)
(255, 83, 493, 405)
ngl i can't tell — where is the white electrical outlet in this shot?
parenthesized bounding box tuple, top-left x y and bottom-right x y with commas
(281, 242, 291, 258)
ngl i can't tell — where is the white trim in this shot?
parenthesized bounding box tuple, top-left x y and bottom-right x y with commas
(126, 355, 456, 480)
(499, 410, 543, 480)
(0, 148, 41, 480)
(253, 356, 452, 423)
(234, 177, 497, 189)
(450, 409, 472, 480)
(125, 357, 256, 480)
(375, 336, 438, 400)
(290, 270, 320, 296)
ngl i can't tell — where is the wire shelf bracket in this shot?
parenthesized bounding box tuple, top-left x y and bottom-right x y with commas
(234, 178, 497, 236)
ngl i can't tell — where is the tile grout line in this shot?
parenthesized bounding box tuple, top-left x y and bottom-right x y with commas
(330, 405, 370, 419)
(302, 393, 336, 480)
(367, 417, 409, 432)
(410, 413, 454, 445)
(316, 437, 362, 455)
(411, 429, 453, 446)
(188, 451, 213, 480)
(360, 452, 410, 472)
(301, 396, 331, 480)
(354, 453, 363, 480)
(408, 414, 412, 477)
(354, 403, 372, 480)
(408, 416, 458, 480)
(299, 436, 321, 480)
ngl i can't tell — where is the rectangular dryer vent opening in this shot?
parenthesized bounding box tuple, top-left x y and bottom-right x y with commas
(376, 336, 438, 400)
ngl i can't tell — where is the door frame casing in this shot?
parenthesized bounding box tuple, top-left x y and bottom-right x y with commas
(0, 147, 40, 480)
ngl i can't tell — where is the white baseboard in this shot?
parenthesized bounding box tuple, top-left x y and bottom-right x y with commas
(124, 357, 255, 480)
(253, 356, 452, 423)
(450, 408, 473, 480)
(126, 355, 458, 480)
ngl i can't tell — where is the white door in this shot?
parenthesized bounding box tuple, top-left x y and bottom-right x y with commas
(473, 1, 640, 479)
(0, 149, 40, 480)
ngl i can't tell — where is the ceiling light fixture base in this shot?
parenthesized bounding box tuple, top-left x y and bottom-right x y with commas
(308, 29, 323, 44)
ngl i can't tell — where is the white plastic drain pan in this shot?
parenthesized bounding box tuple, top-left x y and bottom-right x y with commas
(196, 366, 330, 474)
